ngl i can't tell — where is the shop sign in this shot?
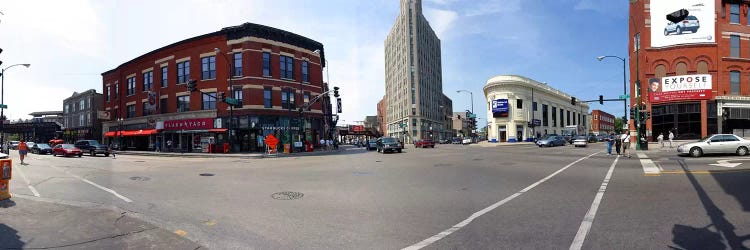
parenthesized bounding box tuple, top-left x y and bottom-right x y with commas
(492, 99, 509, 118)
(649, 74, 712, 103)
(163, 118, 214, 130)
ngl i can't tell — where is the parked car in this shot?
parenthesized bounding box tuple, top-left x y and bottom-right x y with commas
(9, 141, 19, 150)
(438, 139, 449, 144)
(366, 139, 378, 150)
(415, 139, 435, 148)
(31, 143, 53, 155)
(74, 140, 110, 157)
(587, 135, 598, 143)
(677, 134, 750, 157)
(573, 136, 589, 147)
(536, 135, 567, 147)
(376, 137, 403, 153)
(462, 138, 472, 144)
(52, 144, 83, 157)
(452, 138, 462, 144)
(664, 15, 699, 36)
(596, 135, 605, 142)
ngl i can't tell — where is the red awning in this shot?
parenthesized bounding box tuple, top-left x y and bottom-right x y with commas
(208, 128, 228, 133)
(104, 132, 117, 137)
(105, 129, 159, 137)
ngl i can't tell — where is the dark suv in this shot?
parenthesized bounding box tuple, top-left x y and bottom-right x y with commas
(376, 137, 403, 153)
(74, 140, 109, 157)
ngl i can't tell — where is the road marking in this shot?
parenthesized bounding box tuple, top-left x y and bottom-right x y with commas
(660, 169, 750, 174)
(174, 229, 188, 237)
(402, 151, 600, 250)
(13, 166, 40, 197)
(47, 165, 133, 203)
(637, 153, 661, 176)
(569, 155, 619, 250)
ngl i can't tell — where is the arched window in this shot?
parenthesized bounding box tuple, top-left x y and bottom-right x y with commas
(696, 61, 708, 74)
(676, 62, 688, 75)
(654, 64, 667, 78)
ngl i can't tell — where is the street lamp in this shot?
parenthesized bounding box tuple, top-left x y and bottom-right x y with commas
(313, 49, 331, 141)
(214, 48, 235, 152)
(596, 55, 627, 126)
(0, 63, 30, 144)
(456, 90, 474, 114)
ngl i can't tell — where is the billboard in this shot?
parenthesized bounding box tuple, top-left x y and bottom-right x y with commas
(350, 125, 364, 132)
(650, 0, 715, 48)
(649, 74, 712, 103)
(491, 99, 509, 118)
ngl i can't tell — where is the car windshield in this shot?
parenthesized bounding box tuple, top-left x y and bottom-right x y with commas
(700, 136, 712, 142)
(37, 144, 51, 149)
(61, 144, 75, 149)
(381, 138, 397, 143)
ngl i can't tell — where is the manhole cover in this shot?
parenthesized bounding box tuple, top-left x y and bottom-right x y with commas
(129, 176, 151, 181)
(199, 173, 215, 176)
(271, 191, 304, 200)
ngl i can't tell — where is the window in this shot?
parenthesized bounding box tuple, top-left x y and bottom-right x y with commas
(280, 55, 294, 79)
(304, 92, 310, 103)
(142, 102, 152, 116)
(80, 99, 85, 110)
(263, 87, 272, 108)
(262, 52, 271, 77)
(567, 111, 571, 126)
(731, 35, 740, 57)
(202, 92, 216, 110)
(177, 96, 190, 112)
(106, 86, 110, 102)
(64, 104, 68, 113)
(560, 109, 564, 128)
(143, 71, 153, 91)
(731, 70, 741, 94)
(302, 61, 309, 82)
(79, 114, 84, 127)
(177, 61, 190, 83)
(532, 102, 537, 111)
(552, 107, 557, 127)
(233, 53, 242, 77)
(723, 135, 740, 142)
(115, 83, 119, 98)
(126, 104, 135, 118)
(281, 89, 296, 109)
(127, 77, 135, 96)
(516, 99, 523, 109)
(675, 62, 688, 75)
(87, 97, 91, 109)
(161, 66, 168, 88)
(730, 3, 740, 24)
(542, 104, 548, 126)
(201, 56, 216, 80)
(160, 98, 168, 114)
(233, 87, 243, 104)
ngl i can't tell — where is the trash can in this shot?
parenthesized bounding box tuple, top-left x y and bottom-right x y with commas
(639, 136, 649, 150)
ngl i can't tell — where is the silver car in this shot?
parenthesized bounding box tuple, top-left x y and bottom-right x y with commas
(664, 15, 700, 36)
(677, 134, 750, 157)
(572, 136, 588, 147)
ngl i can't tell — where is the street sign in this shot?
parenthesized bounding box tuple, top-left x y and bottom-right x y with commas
(468, 113, 477, 119)
(0, 104, 7, 109)
(264, 134, 279, 150)
(225, 97, 239, 106)
(619, 95, 630, 99)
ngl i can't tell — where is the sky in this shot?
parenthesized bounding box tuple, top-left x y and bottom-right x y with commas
(0, 0, 628, 125)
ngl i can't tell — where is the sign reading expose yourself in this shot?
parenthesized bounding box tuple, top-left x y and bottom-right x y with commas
(649, 74, 712, 103)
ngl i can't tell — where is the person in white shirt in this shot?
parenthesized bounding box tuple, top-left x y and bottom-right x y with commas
(657, 133, 664, 148)
(668, 131, 675, 148)
(320, 139, 326, 150)
(621, 132, 631, 158)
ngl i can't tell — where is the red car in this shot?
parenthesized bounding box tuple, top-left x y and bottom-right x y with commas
(415, 139, 435, 148)
(52, 144, 83, 157)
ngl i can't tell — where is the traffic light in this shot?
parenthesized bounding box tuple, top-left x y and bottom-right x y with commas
(219, 92, 226, 102)
(630, 108, 635, 120)
(640, 111, 651, 121)
(333, 86, 340, 98)
(0, 48, 3, 67)
(457, 115, 461, 120)
(187, 80, 198, 92)
(336, 98, 342, 113)
(599, 95, 604, 105)
(571, 97, 577, 105)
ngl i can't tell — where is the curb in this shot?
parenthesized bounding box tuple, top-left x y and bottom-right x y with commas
(116, 149, 349, 159)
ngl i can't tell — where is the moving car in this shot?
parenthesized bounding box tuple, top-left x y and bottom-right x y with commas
(52, 144, 83, 157)
(677, 134, 750, 157)
(31, 143, 53, 155)
(366, 139, 378, 150)
(664, 15, 699, 36)
(415, 139, 435, 148)
(376, 137, 402, 153)
(10, 141, 19, 150)
(573, 136, 589, 147)
(74, 140, 110, 157)
(536, 135, 566, 147)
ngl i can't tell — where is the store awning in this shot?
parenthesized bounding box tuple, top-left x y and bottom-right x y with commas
(208, 128, 228, 133)
(104, 129, 159, 137)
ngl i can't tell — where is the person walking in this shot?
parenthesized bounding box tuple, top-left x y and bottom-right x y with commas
(320, 138, 326, 150)
(615, 132, 622, 155)
(109, 143, 117, 159)
(17, 139, 28, 165)
(668, 131, 675, 148)
(657, 133, 664, 148)
(622, 132, 631, 158)
(606, 133, 614, 156)
(155, 140, 161, 153)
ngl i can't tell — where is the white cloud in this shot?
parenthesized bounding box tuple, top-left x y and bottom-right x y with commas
(424, 8, 458, 38)
(464, 0, 521, 17)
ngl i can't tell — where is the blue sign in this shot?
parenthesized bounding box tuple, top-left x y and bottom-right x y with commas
(492, 99, 509, 113)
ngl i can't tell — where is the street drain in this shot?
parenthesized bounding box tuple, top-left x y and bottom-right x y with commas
(271, 191, 304, 200)
(199, 173, 215, 176)
(129, 176, 151, 181)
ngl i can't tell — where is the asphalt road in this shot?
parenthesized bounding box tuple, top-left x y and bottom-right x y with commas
(6, 143, 750, 249)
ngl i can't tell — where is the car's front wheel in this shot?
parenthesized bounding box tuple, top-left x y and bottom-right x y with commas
(676, 26, 682, 34)
(737, 146, 748, 156)
(690, 147, 703, 158)
(664, 29, 669, 36)
(90, 150, 96, 156)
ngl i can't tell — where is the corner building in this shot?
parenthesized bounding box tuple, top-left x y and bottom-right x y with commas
(102, 23, 330, 152)
(630, 0, 750, 139)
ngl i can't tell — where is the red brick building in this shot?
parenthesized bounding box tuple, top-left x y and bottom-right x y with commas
(377, 96, 386, 135)
(591, 110, 615, 135)
(101, 23, 332, 152)
(630, 0, 750, 140)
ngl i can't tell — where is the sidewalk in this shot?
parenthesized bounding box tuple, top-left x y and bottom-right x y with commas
(116, 145, 355, 158)
(0, 195, 202, 249)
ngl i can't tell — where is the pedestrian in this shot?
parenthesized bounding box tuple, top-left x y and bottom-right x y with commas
(327, 139, 333, 150)
(606, 133, 614, 155)
(2, 141, 7, 155)
(17, 139, 28, 165)
(622, 132, 631, 158)
(333, 139, 339, 150)
(320, 138, 326, 150)
(155, 140, 161, 153)
(166, 140, 173, 152)
(109, 143, 117, 159)
(668, 131, 675, 148)
(615, 132, 622, 155)
(657, 133, 664, 148)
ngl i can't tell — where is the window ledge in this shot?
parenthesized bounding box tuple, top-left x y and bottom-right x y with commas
(722, 57, 750, 62)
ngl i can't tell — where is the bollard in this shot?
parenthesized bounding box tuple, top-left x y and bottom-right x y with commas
(0, 159, 12, 201)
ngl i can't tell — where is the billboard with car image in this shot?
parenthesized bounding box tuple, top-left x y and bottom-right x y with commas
(650, 0, 715, 48)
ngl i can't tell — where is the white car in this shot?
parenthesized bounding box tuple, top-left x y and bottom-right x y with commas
(572, 136, 588, 147)
(462, 138, 472, 144)
(677, 134, 750, 157)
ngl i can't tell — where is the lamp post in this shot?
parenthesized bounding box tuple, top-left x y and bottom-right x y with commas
(214, 48, 235, 152)
(457, 90, 474, 141)
(313, 49, 330, 141)
(0, 63, 31, 144)
(596, 56, 627, 128)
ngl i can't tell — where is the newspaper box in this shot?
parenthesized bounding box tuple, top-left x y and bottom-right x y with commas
(0, 159, 12, 201)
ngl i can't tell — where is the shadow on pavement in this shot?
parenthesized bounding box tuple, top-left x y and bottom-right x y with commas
(0, 223, 24, 249)
(0, 199, 15, 208)
(671, 159, 750, 249)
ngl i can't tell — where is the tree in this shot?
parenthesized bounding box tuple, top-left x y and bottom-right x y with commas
(614, 117, 624, 134)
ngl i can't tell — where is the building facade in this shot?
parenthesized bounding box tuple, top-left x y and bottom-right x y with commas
(377, 96, 387, 136)
(629, 0, 750, 140)
(101, 22, 329, 152)
(384, 0, 450, 143)
(440, 93, 453, 140)
(452, 111, 471, 137)
(484, 75, 589, 142)
(62, 89, 103, 142)
(591, 110, 615, 135)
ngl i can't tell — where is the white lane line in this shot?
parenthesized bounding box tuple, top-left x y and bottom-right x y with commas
(402, 151, 600, 250)
(637, 153, 661, 175)
(47, 165, 133, 203)
(13, 166, 41, 197)
(569, 155, 619, 250)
